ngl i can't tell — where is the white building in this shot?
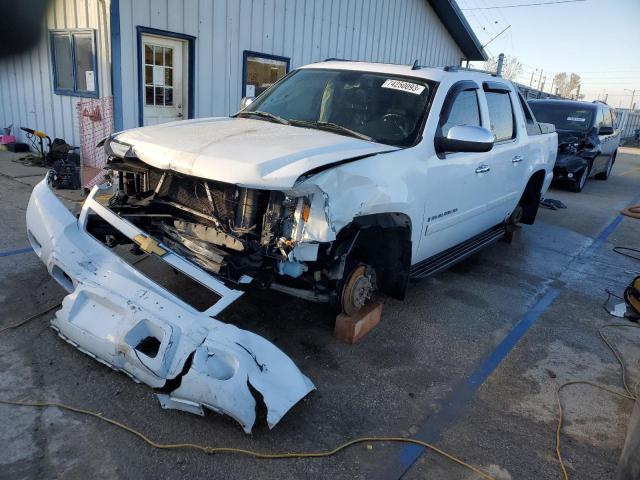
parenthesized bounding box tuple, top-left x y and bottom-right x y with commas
(0, 0, 485, 183)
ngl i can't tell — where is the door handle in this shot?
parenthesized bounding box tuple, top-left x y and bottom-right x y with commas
(512, 155, 523, 163)
(475, 164, 491, 174)
(177, 112, 184, 118)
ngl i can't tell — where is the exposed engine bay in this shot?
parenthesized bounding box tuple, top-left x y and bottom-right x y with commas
(94, 155, 344, 304)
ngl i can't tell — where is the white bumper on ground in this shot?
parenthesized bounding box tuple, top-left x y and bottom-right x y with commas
(26, 176, 314, 433)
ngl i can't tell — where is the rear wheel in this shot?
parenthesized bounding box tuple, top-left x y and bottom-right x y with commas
(570, 166, 588, 192)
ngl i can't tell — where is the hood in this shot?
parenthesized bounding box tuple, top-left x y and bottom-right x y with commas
(113, 117, 398, 189)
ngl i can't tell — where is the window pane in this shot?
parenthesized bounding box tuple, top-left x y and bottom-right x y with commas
(164, 68, 173, 86)
(164, 47, 173, 68)
(154, 46, 163, 65)
(442, 90, 480, 137)
(145, 86, 154, 105)
(145, 44, 153, 64)
(246, 55, 288, 97)
(52, 34, 74, 90)
(486, 91, 515, 142)
(145, 66, 153, 85)
(74, 33, 95, 91)
(164, 87, 173, 106)
(155, 86, 164, 105)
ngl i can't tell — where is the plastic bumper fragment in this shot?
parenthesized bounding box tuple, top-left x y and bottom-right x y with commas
(26, 176, 314, 433)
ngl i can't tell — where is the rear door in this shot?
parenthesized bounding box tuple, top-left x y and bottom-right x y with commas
(482, 82, 523, 224)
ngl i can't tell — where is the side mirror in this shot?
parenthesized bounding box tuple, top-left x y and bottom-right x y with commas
(436, 125, 494, 154)
(240, 96, 255, 110)
(598, 126, 614, 135)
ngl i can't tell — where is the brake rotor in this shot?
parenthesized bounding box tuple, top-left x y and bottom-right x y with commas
(341, 265, 377, 316)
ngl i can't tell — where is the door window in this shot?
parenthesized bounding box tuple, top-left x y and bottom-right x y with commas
(144, 44, 174, 106)
(602, 108, 613, 127)
(441, 89, 481, 137)
(486, 91, 515, 142)
(594, 108, 605, 128)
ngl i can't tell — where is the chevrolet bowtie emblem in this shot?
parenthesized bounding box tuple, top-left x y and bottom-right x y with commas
(132, 234, 167, 256)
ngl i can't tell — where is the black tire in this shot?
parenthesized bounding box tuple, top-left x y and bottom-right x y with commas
(595, 152, 615, 180)
(569, 166, 588, 192)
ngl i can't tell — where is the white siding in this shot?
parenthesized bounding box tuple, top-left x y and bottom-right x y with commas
(0, 0, 111, 146)
(117, 0, 463, 128)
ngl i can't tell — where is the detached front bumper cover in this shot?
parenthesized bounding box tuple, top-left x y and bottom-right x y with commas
(26, 175, 314, 433)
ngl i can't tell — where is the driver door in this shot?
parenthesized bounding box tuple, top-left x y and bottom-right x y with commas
(418, 82, 496, 261)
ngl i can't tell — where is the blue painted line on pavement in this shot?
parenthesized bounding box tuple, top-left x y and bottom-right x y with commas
(395, 287, 560, 474)
(391, 190, 640, 478)
(0, 246, 33, 258)
(583, 191, 640, 258)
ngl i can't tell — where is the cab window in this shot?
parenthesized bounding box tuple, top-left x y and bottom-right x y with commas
(595, 108, 605, 128)
(485, 91, 515, 142)
(441, 89, 481, 137)
(602, 108, 613, 128)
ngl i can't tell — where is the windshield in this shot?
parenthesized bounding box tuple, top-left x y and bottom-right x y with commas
(240, 68, 432, 147)
(529, 103, 594, 132)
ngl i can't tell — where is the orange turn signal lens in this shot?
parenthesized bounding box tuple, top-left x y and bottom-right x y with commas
(302, 204, 311, 222)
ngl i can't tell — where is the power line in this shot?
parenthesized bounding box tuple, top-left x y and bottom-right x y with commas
(462, 0, 586, 10)
(481, 24, 512, 49)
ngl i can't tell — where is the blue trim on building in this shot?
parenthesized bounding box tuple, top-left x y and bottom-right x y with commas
(110, 0, 123, 132)
(136, 26, 196, 127)
(49, 29, 100, 98)
(241, 50, 290, 98)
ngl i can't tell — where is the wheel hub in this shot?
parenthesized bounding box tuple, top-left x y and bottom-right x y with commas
(341, 265, 376, 316)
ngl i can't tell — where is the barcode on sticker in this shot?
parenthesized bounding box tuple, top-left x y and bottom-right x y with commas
(381, 79, 425, 95)
(567, 117, 586, 122)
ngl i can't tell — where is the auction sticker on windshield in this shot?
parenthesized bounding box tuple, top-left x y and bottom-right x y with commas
(567, 116, 586, 122)
(381, 79, 425, 95)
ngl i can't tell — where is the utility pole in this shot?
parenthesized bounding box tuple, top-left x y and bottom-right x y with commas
(496, 53, 504, 77)
(549, 77, 555, 96)
(604, 93, 608, 103)
(575, 84, 581, 100)
(624, 89, 637, 110)
(540, 76, 546, 92)
(529, 69, 538, 87)
(537, 69, 543, 90)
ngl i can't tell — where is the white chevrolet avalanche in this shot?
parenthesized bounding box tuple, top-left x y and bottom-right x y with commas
(26, 61, 557, 431)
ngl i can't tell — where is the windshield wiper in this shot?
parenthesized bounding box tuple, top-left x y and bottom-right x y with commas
(290, 120, 374, 142)
(236, 110, 290, 125)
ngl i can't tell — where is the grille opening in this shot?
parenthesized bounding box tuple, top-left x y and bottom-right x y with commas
(52, 265, 74, 292)
(85, 212, 222, 312)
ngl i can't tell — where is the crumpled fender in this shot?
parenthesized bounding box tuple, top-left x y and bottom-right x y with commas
(554, 153, 588, 173)
(26, 177, 314, 433)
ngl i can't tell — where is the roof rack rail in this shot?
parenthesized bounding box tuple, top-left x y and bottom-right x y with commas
(592, 100, 609, 105)
(443, 65, 497, 76)
(323, 57, 351, 62)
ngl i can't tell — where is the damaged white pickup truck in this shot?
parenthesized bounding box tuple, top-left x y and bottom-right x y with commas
(27, 61, 556, 432)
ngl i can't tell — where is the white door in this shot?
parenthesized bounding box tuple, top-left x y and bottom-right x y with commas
(483, 89, 523, 224)
(418, 87, 496, 261)
(142, 35, 187, 126)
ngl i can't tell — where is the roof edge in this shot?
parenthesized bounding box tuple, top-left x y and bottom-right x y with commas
(427, 0, 487, 61)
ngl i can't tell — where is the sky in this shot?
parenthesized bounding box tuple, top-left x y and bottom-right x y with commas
(459, 0, 640, 108)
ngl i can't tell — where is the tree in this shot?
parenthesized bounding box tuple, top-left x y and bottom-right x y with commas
(553, 72, 582, 98)
(482, 55, 523, 81)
